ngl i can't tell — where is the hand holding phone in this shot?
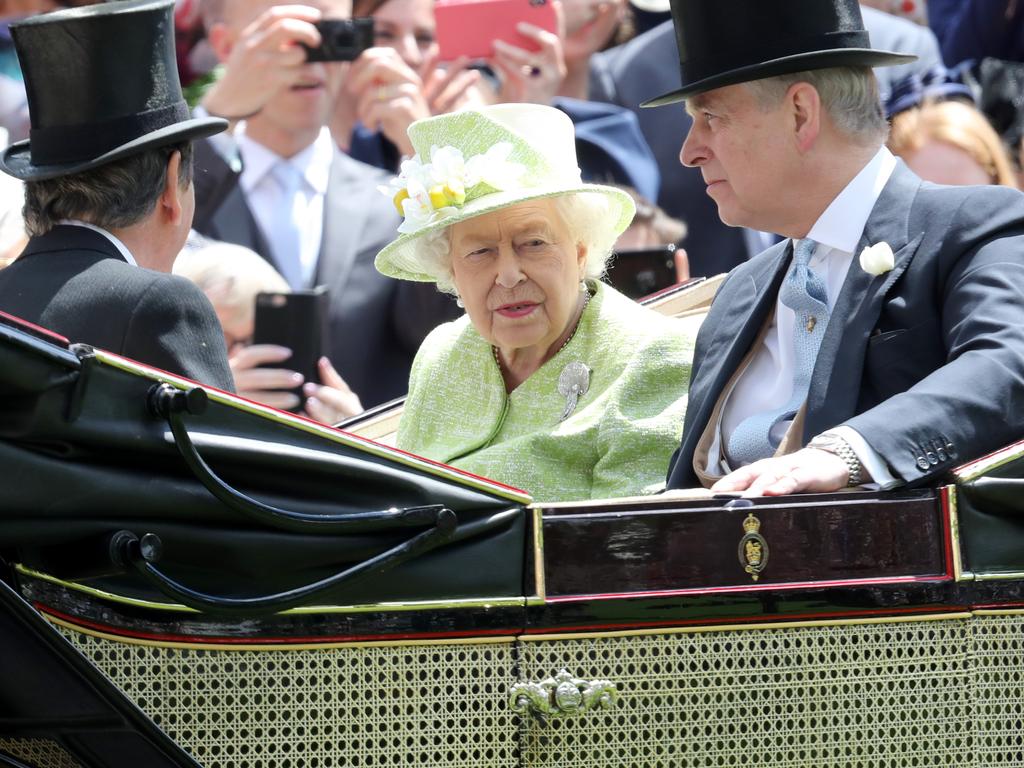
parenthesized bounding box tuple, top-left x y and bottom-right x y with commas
(251, 288, 330, 413)
(434, 0, 559, 62)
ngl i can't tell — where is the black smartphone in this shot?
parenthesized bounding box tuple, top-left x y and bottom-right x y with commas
(604, 244, 679, 300)
(252, 287, 330, 412)
(303, 18, 375, 62)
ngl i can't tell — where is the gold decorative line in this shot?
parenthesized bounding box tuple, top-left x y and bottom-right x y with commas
(953, 439, 1024, 482)
(532, 507, 546, 601)
(972, 608, 1024, 617)
(44, 614, 518, 652)
(945, 485, 969, 582)
(972, 571, 1024, 582)
(92, 350, 532, 504)
(15, 565, 526, 614)
(519, 612, 974, 642)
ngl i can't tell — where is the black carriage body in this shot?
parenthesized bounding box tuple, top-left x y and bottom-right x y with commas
(1, 314, 1023, 768)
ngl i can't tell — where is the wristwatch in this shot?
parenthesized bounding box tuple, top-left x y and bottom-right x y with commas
(807, 432, 864, 487)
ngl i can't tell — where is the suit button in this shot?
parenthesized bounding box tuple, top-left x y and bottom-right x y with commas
(917, 456, 930, 471)
(946, 442, 958, 460)
(937, 448, 948, 462)
(926, 452, 938, 466)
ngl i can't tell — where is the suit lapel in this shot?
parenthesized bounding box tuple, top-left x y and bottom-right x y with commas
(804, 163, 924, 439)
(313, 152, 367, 290)
(684, 241, 792, 443)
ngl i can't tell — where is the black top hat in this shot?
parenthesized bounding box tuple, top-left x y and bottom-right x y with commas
(642, 0, 917, 108)
(0, 0, 226, 181)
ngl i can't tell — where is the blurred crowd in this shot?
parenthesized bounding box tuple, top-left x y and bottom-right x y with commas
(0, 0, 1021, 425)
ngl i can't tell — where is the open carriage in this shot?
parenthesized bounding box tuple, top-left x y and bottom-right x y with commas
(1, 279, 1023, 768)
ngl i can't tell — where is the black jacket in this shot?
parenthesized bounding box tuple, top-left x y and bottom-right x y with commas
(668, 165, 1024, 488)
(0, 225, 234, 391)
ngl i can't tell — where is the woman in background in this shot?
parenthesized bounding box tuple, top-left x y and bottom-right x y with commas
(889, 98, 1019, 188)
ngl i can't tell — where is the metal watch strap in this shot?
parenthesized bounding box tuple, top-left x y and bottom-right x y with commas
(808, 434, 863, 487)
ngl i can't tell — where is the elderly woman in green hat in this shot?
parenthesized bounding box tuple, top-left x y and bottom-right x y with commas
(376, 104, 694, 502)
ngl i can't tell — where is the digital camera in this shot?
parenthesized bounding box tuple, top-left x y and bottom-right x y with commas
(303, 17, 374, 62)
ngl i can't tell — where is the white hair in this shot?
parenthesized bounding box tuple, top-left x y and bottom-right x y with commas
(744, 66, 889, 146)
(418, 192, 617, 296)
(174, 240, 290, 319)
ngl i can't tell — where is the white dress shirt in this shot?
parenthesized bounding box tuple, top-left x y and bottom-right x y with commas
(235, 125, 332, 289)
(59, 219, 137, 266)
(711, 147, 900, 488)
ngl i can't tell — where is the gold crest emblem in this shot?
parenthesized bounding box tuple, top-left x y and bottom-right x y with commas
(738, 513, 769, 581)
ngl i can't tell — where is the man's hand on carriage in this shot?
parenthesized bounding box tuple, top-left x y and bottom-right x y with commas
(711, 448, 851, 497)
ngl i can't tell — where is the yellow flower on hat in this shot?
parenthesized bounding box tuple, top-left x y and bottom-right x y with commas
(379, 141, 525, 232)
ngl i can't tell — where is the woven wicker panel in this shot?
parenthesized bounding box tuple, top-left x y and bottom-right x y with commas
(519, 619, 975, 768)
(973, 614, 1024, 767)
(55, 629, 518, 768)
(0, 738, 82, 768)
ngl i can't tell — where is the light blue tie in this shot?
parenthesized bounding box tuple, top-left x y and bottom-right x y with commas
(726, 238, 829, 466)
(266, 160, 304, 290)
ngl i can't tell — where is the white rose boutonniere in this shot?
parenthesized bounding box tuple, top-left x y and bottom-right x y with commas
(859, 242, 895, 277)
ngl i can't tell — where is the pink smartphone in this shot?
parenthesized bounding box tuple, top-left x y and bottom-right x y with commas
(434, 0, 558, 62)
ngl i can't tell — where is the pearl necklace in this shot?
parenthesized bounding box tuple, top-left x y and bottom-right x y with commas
(491, 289, 592, 372)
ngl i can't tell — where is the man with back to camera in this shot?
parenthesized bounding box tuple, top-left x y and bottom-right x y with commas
(0, 0, 235, 391)
(654, 0, 1024, 495)
(191, 0, 459, 415)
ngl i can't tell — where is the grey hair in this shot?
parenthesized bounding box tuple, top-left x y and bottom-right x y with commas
(23, 142, 193, 238)
(745, 66, 889, 146)
(419, 192, 618, 296)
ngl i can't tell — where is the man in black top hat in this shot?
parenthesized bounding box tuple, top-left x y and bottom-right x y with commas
(659, 0, 1024, 494)
(0, 0, 235, 391)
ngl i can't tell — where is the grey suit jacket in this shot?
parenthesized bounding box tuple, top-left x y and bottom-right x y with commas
(667, 164, 1024, 489)
(192, 137, 460, 407)
(0, 226, 234, 391)
(588, 7, 942, 274)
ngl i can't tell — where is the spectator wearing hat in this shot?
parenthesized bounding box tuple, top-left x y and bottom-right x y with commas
(653, 0, 1024, 495)
(0, 0, 233, 390)
(885, 71, 1019, 188)
(588, 5, 943, 277)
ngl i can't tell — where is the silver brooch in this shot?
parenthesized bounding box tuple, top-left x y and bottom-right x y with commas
(557, 361, 591, 422)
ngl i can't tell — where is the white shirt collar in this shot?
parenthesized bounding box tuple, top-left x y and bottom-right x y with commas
(236, 126, 333, 197)
(58, 220, 138, 266)
(806, 146, 897, 255)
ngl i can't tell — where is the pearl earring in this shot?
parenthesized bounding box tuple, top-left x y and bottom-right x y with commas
(579, 280, 587, 293)
(456, 296, 465, 308)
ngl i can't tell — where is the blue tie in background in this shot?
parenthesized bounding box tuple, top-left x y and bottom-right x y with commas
(726, 238, 830, 466)
(266, 159, 304, 290)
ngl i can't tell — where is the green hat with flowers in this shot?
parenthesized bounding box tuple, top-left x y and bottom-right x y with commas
(374, 104, 636, 283)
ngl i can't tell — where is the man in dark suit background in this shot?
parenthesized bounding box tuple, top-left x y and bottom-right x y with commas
(0, 0, 234, 392)
(190, 0, 458, 413)
(655, 0, 1024, 495)
(589, 4, 942, 277)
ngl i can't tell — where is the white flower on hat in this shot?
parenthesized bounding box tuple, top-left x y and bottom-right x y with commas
(381, 141, 526, 232)
(859, 241, 895, 276)
(464, 142, 524, 190)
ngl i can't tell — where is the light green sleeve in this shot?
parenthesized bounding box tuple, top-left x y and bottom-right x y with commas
(589, 330, 694, 500)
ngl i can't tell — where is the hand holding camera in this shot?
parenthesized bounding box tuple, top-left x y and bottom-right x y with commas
(203, 4, 325, 121)
(488, 1, 566, 105)
(344, 48, 482, 156)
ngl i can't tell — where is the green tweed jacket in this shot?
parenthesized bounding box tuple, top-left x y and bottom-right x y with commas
(397, 282, 695, 502)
